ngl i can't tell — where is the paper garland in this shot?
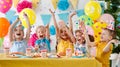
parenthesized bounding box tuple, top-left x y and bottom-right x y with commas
(58, 12, 69, 24)
(69, 0, 78, 9)
(51, 0, 58, 10)
(32, 0, 40, 9)
(76, 9, 85, 17)
(13, 0, 19, 8)
(41, 14, 52, 25)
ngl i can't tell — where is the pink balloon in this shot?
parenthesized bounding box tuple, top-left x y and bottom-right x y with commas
(0, 0, 12, 13)
(99, 14, 115, 30)
(86, 25, 94, 36)
(3, 34, 11, 48)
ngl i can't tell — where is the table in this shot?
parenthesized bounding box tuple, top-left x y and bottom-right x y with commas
(0, 53, 102, 67)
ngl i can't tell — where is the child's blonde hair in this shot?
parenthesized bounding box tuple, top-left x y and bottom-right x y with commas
(36, 25, 46, 33)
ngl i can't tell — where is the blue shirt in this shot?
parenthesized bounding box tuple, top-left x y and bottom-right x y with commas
(35, 38, 51, 52)
(10, 40, 27, 53)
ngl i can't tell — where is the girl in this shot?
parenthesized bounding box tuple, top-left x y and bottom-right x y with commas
(49, 9, 76, 56)
(81, 21, 117, 67)
(8, 13, 30, 55)
(34, 24, 51, 52)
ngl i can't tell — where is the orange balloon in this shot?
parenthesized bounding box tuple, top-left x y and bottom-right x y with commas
(0, 18, 10, 38)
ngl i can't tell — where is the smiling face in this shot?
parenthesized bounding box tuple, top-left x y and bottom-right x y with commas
(13, 25, 24, 40)
(100, 28, 113, 42)
(75, 30, 85, 44)
(59, 27, 69, 40)
(36, 26, 46, 39)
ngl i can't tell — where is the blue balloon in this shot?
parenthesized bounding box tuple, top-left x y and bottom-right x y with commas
(49, 25, 56, 35)
(58, 0, 69, 11)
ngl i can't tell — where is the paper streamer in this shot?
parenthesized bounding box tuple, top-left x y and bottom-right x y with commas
(76, 9, 85, 17)
(69, 0, 78, 9)
(58, 12, 69, 24)
(51, 0, 58, 10)
(13, 0, 19, 8)
(32, 0, 40, 9)
(41, 14, 51, 25)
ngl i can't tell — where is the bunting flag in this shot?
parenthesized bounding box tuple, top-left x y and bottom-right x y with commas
(41, 14, 52, 25)
(32, 0, 40, 9)
(13, 0, 20, 8)
(69, 0, 78, 9)
(76, 9, 85, 17)
(51, 0, 59, 10)
(58, 12, 69, 24)
(6, 10, 18, 24)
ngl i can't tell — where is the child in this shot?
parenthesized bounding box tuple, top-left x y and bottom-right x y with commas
(74, 30, 86, 56)
(8, 13, 30, 55)
(49, 9, 76, 56)
(81, 21, 117, 67)
(34, 24, 51, 52)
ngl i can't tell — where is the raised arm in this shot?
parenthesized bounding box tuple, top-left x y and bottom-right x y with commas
(8, 18, 20, 42)
(80, 21, 95, 47)
(23, 13, 31, 42)
(69, 12, 76, 33)
(49, 9, 59, 38)
(45, 23, 50, 40)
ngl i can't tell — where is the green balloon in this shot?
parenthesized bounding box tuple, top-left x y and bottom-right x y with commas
(0, 38, 4, 47)
(79, 15, 93, 26)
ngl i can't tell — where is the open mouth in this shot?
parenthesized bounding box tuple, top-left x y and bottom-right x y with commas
(16, 33, 21, 36)
(39, 35, 44, 38)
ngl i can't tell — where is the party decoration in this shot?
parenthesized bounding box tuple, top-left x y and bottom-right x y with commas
(3, 34, 11, 48)
(13, 0, 19, 8)
(99, 14, 115, 30)
(32, 0, 40, 9)
(49, 25, 56, 35)
(57, 0, 69, 11)
(0, 17, 10, 38)
(76, 9, 85, 17)
(0, 37, 4, 47)
(6, 10, 18, 24)
(85, 1, 102, 20)
(69, 0, 78, 9)
(117, 16, 120, 22)
(117, 23, 120, 29)
(86, 25, 94, 36)
(28, 33, 38, 47)
(79, 15, 93, 26)
(41, 14, 51, 26)
(0, 0, 12, 13)
(58, 12, 69, 24)
(93, 22, 107, 42)
(17, 0, 32, 13)
(51, 0, 58, 10)
(19, 8, 36, 28)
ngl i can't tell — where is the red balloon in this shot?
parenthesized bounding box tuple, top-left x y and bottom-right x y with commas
(0, 17, 10, 38)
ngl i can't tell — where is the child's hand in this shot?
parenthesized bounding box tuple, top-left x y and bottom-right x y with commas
(49, 9, 54, 15)
(23, 12, 28, 19)
(111, 39, 120, 46)
(80, 21, 86, 30)
(70, 12, 76, 18)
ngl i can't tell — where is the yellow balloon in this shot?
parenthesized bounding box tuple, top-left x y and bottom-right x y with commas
(19, 8, 36, 28)
(85, 1, 102, 20)
(93, 22, 107, 42)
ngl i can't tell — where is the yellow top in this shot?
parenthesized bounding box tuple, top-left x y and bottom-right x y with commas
(95, 41, 113, 67)
(57, 39, 74, 56)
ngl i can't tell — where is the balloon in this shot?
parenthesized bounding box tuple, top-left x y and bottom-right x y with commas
(49, 25, 56, 35)
(57, 0, 69, 11)
(86, 25, 94, 36)
(99, 14, 115, 30)
(3, 34, 11, 48)
(79, 15, 93, 26)
(93, 22, 107, 42)
(19, 8, 36, 28)
(17, 0, 32, 13)
(85, 1, 102, 20)
(0, 17, 10, 38)
(0, 37, 4, 47)
(51, 0, 58, 10)
(0, 0, 12, 13)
